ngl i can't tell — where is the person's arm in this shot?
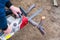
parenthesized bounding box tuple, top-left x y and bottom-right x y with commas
(3, 0, 22, 34)
(5, 1, 22, 17)
(6, 0, 12, 8)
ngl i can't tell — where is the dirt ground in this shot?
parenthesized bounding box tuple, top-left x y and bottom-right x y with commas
(9, 0, 60, 40)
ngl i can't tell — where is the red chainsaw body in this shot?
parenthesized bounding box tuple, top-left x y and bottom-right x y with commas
(19, 16, 28, 29)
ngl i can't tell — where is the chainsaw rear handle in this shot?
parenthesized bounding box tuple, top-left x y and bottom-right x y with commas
(6, 7, 27, 16)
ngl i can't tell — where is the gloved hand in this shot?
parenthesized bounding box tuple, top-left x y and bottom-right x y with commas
(10, 5, 22, 17)
(3, 25, 12, 34)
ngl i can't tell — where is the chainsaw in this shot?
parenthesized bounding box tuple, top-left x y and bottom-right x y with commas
(0, 4, 46, 40)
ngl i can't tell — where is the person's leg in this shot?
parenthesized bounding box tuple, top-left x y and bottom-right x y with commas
(0, 16, 8, 30)
(0, 15, 12, 34)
